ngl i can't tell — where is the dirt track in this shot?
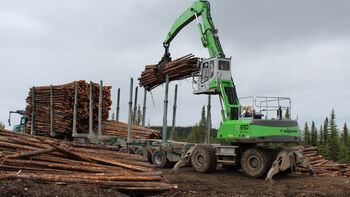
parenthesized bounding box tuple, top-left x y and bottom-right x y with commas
(160, 166, 350, 197)
(1, 166, 350, 197)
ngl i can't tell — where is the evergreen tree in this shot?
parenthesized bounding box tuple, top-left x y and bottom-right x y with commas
(135, 105, 142, 126)
(341, 123, 349, 147)
(303, 122, 310, 145)
(186, 106, 207, 143)
(310, 121, 318, 146)
(284, 108, 290, 119)
(319, 125, 323, 145)
(323, 117, 329, 145)
(0, 122, 4, 129)
(111, 113, 115, 120)
(326, 109, 340, 161)
(338, 143, 350, 164)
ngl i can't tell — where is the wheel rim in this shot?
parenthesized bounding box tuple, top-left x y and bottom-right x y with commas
(249, 157, 259, 168)
(195, 153, 206, 167)
(137, 150, 145, 156)
(155, 152, 162, 164)
(197, 155, 204, 164)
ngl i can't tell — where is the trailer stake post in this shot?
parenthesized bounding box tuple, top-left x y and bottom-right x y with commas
(133, 86, 138, 124)
(31, 86, 35, 135)
(127, 78, 134, 144)
(142, 88, 147, 127)
(89, 81, 94, 137)
(206, 95, 211, 144)
(72, 82, 78, 137)
(116, 88, 120, 121)
(170, 84, 178, 140)
(49, 85, 56, 137)
(98, 80, 103, 136)
(162, 74, 169, 147)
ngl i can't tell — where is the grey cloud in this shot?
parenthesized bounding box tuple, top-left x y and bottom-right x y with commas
(0, 0, 349, 130)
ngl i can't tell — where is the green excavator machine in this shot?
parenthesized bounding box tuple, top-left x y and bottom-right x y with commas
(156, 0, 308, 179)
(8, 110, 27, 133)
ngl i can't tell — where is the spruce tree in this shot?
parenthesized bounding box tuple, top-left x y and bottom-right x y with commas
(338, 143, 350, 164)
(303, 122, 310, 145)
(199, 106, 207, 142)
(0, 122, 4, 129)
(317, 124, 328, 156)
(323, 117, 329, 145)
(310, 121, 318, 146)
(326, 109, 340, 161)
(342, 123, 349, 147)
(136, 105, 142, 126)
(319, 125, 323, 145)
(186, 106, 207, 143)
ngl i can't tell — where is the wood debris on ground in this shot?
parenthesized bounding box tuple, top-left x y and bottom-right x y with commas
(138, 54, 199, 91)
(292, 146, 350, 177)
(0, 129, 177, 193)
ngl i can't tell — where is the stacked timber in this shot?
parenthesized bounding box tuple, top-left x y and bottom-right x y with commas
(138, 54, 199, 91)
(0, 129, 177, 192)
(25, 80, 112, 135)
(292, 146, 350, 177)
(102, 120, 161, 139)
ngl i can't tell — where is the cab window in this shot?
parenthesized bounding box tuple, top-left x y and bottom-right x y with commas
(209, 60, 214, 78)
(218, 61, 230, 71)
(201, 62, 209, 82)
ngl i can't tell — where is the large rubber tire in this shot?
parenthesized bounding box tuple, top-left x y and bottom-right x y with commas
(119, 147, 128, 153)
(240, 148, 272, 178)
(152, 149, 170, 168)
(119, 147, 135, 154)
(191, 145, 217, 173)
(135, 147, 152, 162)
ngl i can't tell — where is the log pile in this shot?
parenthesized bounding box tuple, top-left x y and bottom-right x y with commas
(138, 54, 199, 91)
(102, 120, 161, 139)
(25, 80, 112, 135)
(0, 129, 177, 192)
(292, 146, 350, 177)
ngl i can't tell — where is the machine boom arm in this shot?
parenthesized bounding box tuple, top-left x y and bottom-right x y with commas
(164, 0, 225, 58)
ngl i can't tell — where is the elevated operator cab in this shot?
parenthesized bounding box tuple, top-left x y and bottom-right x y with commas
(192, 57, 232, 95)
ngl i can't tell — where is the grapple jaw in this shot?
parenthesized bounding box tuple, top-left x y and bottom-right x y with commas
(155, 43, 172, 75)
(265, 148, 313, 181)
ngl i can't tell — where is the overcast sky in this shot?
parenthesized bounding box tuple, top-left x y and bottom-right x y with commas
(0, 0, 349, 131)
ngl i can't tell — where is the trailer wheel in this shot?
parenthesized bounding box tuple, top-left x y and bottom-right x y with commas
(119, 147, 135, 154)
(152, 149, 170, 168)
(135, 147, 152, 162)
(119, 147, 127, 153)
(241, 148, 271, 178)
(191, 145, 217, 173)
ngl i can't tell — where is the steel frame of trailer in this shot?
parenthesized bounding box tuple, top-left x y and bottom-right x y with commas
(29, 76, 216, 166)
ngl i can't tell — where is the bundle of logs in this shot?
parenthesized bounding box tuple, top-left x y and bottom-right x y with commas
(102, 120, 161, 139)
(25, 80, 112, 135)
(293, 146, 350, 177)
(138, 54, 199, 91)
(0, 129, 177, 192)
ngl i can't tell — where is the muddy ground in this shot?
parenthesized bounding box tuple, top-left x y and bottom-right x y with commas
(160, 167, 350, 197)
(1, 166, 350, 197)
